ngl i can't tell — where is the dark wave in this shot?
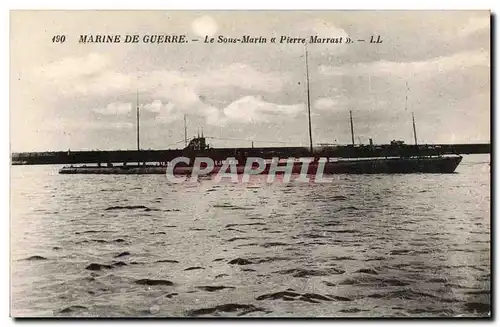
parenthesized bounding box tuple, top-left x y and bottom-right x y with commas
(326, 295, 353, 301)
(389, 249, 412, 255)
(225, 228, 246, 233)
(366, 289, 439, 300)
(256, 290, 301, 300)
(135, 279, 174, 286)
(22, 255, 47, 261)
(331, 229, 361, 234)
(407, 307, 454, 315)
(225, 223, 266, 228)
(195, 285, 236, 292)
(465, 290, 490, 295)
(332, 256, 357, 261)
(59, 305, 87, 314)
(114, 251, 130, 258)
(112, 261, 127, 267)
(365, 256, 386, 261)
(76, 230, 114, 234)
(339, 275, 411, 287)
(144, 207, 161, 212)
(213, 204, 253, 211)
(184, 266, 205, 271)
(355, 268, 379, 275)
(85, 263, 113, 271)
(464, 302, 491, 314)
(256, 290, 348, 304)
(252, 256, 292, 263)
(340, 308, 365, 313)
(426, 277, 448, 283)
(228, 258, 253, 265)
(226, 237, 251, 242)
(156, 259, 179, 263)
(187, 303, 269, 316)
(260, 242, 289, 248)
(105, 205, 150, 211)
(275, 267, 345, 277)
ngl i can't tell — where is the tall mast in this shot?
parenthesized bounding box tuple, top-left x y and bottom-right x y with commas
(305, 45, 313, 154)
(412, 112, 418, 147)
(136, 89, 140, 151)
(405, 81, 409, 112)
(406, 81, 418, 147)
(350, 110, 355, 146)
(184, 114, 188, 147)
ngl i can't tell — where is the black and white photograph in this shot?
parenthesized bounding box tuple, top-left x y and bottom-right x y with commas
(9, 9, 491, 318)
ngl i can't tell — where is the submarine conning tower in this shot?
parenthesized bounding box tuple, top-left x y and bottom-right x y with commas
(185, 136, 209, 152)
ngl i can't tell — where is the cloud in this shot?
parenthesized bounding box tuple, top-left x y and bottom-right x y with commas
(151, 83, 201, 109)
(142, 94, 216, 124)
(197, 63, 286, 93)
(92, 100, 178, 124)
(32, 53, 288, 102)
(36, 117, 134, 132)
(86, 71, 134, 96)
(116, 95, 304, 126)
(33, 54, 132, 97)
(98, 122, 134, 130)
(222, 95, 304, 124)
(201, 105, 225, 125)
(143, 100, 169, 113)
(314, 97, 342, 110)
(31, 53, 295, 127)
(143, 100, 178, 123)
(319, 50, 489, 78)
(93, 102, 132, 115)
(36, 53, 108, 81)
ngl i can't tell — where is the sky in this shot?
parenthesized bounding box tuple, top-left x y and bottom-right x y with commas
(10, 10, 490, 152)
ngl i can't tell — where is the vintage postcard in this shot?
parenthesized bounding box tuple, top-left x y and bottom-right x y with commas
(10, 10, 491, 318)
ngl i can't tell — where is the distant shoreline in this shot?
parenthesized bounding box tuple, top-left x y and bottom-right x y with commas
(11, 143, 490, 166)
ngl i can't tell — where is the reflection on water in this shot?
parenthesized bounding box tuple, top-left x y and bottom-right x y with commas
(10, 154, 490, 317)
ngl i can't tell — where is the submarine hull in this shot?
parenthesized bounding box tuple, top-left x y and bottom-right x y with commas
(58, 156, 462, 175)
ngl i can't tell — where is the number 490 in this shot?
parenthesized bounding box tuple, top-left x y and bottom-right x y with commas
(52, 35, 66, 43)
